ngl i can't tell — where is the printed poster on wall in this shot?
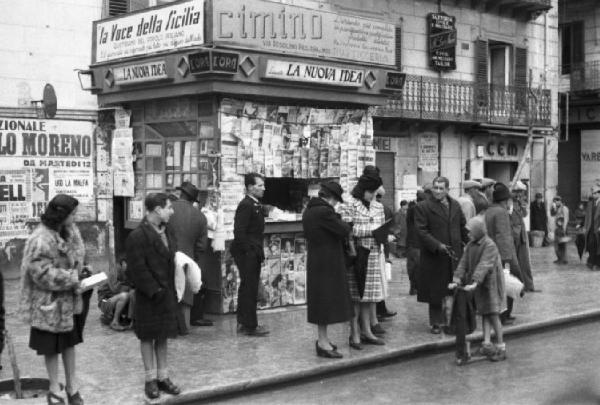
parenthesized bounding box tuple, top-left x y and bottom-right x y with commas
(93, 0, 204, 63)
(418, 133, 439, 173)
(112, 128, 135, 196)
(581, 130, 600, 199)
(0, 118, 95, 240)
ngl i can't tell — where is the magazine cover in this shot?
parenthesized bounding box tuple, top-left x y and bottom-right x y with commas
(257, 104, 267, 120)
(258, 269, 271, 309)
(282, 150, 294, 177)
(328, 147, 341, 177)
(272, 124, 283, 150)
(266, 234, 281, 258)
(282, 125, 292, 150)
(289, 124, 300, 150)
(291, 266, 306, 304)
(277, 105, 289, 124)
(309, 127, 320, 148)
(280, 235, 295, 257)
(292, 150, 302, 178)
(222, 256, 240, 313)
(281, 256, 295, 273)
(330, 127, 341, 144)
(297, 107, 311, 125)
(252, 148, 265, 174)
(334, 109, 348, 125)
(243, 102, 259, 119)
(264, 150, 274, 177)
(301, 148, 309, 178)
(319, 148, 329, 178)
(319, 127, 330, 149)
(324, 109, 337, 124)
(273, 149, 283, 177)
(262, 122, 273, 150)
(308, 147, 320, 178)
(266, 105, 278, 122)
(287, 106, 298, 124)
(221, 98, 245, 116)
(251, 121, 262, 149)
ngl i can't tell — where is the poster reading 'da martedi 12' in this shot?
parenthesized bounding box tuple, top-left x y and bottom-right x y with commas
(0, 118, 95, 241)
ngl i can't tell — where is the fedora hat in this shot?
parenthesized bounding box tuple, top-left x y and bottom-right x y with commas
(176, 181, 199, 200)
(321, 181, 344, 203)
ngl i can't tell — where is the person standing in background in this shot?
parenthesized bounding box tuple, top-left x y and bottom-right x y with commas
(405, 191, 426, 296)
(584, 186, 600, 270)
(457, 180, 481, 221)
(551, 196, 570, 265)
(530, 192, 549, 247)
(511, 183, 538, 292)
(169, 182, 209, 334)
(232, 173, 269, 336)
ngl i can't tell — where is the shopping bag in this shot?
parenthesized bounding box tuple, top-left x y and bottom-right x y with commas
(504, 269, 524, 299)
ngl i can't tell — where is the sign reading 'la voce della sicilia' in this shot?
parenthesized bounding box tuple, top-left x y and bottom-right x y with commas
(93, 0, 204, 63)
(264, 60, 364, 87)
(213, 0, 396, 66)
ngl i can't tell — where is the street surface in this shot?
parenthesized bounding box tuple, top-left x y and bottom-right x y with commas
(211, 322, 600, 405)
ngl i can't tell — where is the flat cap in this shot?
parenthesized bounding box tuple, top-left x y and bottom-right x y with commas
(481, 178, 496, 188)
(463, 180, 482, 190)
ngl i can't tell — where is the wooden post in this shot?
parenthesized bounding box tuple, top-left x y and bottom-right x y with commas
(5, 331, 22, 399)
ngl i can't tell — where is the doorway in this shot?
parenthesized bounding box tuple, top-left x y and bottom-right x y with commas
(376, 152, 395, 210)
(484, 161, 518, 185)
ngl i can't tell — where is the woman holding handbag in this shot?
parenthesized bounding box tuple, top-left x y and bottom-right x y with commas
(19, 194, 86, 405)
(341, 174, 387, 347)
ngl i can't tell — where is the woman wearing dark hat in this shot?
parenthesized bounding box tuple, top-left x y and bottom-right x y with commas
(19, 194, 86, 404)
(302, 181, 352, 358)
(340, 174, 387, 347)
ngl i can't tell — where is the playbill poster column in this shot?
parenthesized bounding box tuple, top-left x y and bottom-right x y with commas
(0, 118, 95, 241)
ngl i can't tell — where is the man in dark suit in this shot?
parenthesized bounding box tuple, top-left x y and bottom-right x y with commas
(232, 173, 269, 336)
(169, 182, 209, 335)
(415, 177, 468, 334)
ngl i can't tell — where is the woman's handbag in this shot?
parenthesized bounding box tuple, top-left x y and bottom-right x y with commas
(354, 245, 370, 298)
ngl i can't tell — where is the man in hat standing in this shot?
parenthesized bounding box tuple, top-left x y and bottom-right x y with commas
(485, 183, 522, 325)
(551, 196, 569, 265)
(481, 178, 496, 204)
(232, 173, 269, 336)
(169, 182, 208, 335)
(510, 183, 537, 292)
(584, 185, 600, 270)
(530, 192, 549, 246)
(457, 180, 481, 221)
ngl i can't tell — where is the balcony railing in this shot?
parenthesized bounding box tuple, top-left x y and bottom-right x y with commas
(374, 75, 551, 127)
(570, 61, 600, 93)
(480, 0, 552, 20)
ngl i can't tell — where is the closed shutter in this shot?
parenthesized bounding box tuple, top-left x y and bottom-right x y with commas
(376, 152, 395, 211)
(514, 46, 528, 111)
(474, 39, 489, 112)
(572, 21, 584, 66)
(108, 0, 128, 16)
(395, 26, 402, 69)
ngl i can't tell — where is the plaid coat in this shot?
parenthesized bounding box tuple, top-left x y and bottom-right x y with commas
(19, 224, 84, 333)
(341, 197, 386, 302)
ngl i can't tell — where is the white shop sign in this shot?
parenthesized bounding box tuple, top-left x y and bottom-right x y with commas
(213, 0, 396, 66)
(263, 60, 364, 87)
(93, 0, 204, 63)
(581, 129, 600, 199)
(114, 61, 168, 85)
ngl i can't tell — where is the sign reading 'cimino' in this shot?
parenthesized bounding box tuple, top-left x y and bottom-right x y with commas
(264, 60, 364, 87)
(213, 0, 396, 66)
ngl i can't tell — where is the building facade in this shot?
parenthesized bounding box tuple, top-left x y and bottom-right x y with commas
(558, 0, 600, 211)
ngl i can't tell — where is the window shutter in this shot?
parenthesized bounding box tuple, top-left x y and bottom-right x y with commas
(108, 0, 128, 16)
(475, 39, 489, 85)
(514, 46, 528, 88)
(395, 26, 402, 69)
(572, 21, 584, 65)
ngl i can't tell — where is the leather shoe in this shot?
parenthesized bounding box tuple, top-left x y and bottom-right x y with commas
(430, 325, 442, 334)
(157, 378, 181, 395)
(371, 323, 386, 335)
(238, 324, 270, 336)
(349, 336, 363, 350)
(191, 319, 214, 326)
(316, 341, 343, 358)
(378, 310, 397, 318)
(360, 335, 385, 345)
(144, 380, 159, 399)
(67, 391, 84, 405)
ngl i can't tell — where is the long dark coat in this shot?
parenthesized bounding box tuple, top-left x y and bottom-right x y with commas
(415, 197, 468, 304)
(302, 197, 353, 325)
(530, 201, 548, 232)
(584, 199, 600, 256)
(485, 204, 522, 280)
(126, 219, 178, 341)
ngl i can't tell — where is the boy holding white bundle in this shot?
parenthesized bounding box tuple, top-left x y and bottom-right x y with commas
(449, 216, 506, 364)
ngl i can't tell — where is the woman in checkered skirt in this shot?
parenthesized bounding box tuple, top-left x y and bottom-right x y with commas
(341, 174, 387, 347)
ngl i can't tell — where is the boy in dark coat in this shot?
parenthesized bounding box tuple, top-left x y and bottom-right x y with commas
(450, 216, 506, 364)
(126, 193, 180, 400)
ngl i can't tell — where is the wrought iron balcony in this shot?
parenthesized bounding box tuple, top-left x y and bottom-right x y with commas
(374, 75, 551, 127)
(472, 0, 552, 20)
(570, 61, 600, 93)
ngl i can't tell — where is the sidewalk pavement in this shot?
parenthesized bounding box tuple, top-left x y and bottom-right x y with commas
(2, 245, 599, 404)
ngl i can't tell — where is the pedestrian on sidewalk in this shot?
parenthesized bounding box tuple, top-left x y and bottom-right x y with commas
(303, 181, 352, 358)
(415, 177, 468, 334)
(19, 194, 86, 405)
(485, 183, 522, 326)
(530, 192, 549, 246)
(457, 180, 480, 221)
(126, 193, 181, 400)
(97, 255, 134, 331)
(449, 216, 506, 364)
(341, 174, 387, 345)
(392, 200, 408, 258)
(510, 183, 538, 292)
(584, 186, 600, 270)
(405, 191, 426, 296)
(551, 196, 570, 265)
(231, 173, 269, 336)
(375, 192, 397, 321)
(169, 181, 210, 334)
